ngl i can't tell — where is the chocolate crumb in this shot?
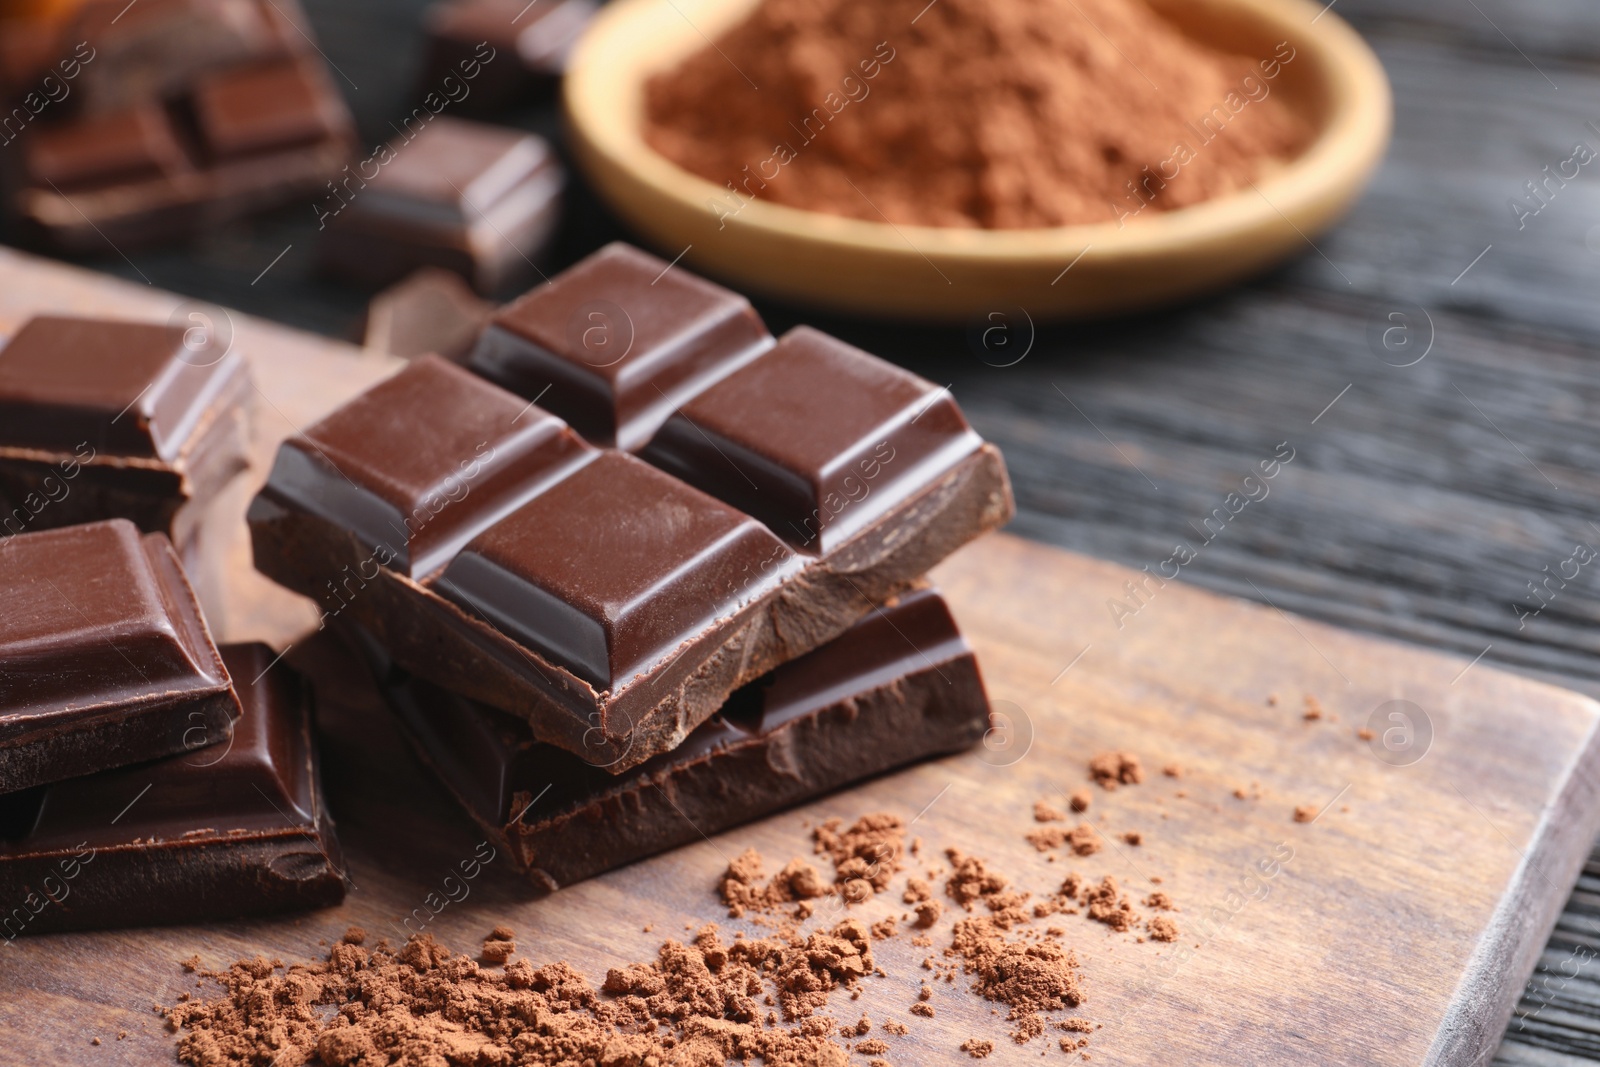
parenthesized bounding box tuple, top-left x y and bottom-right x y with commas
(1088, 751, 1143, 790)
(1121, 831, 1142, 846)
(1303, 695, 1323, 720)
(1068, 789, 1092, 813)
(1293, 805, 1318, 823)
(1358, 727, 1375, 741)
(1034, 800, 1066, 823)
(903, 877, 932, 904)
(961, 1037, 996, 1057)
(1161, 764, 1182, 778)
(884, 1020, 909, 1035)
(910, 1003, 935, 1017)
(1144, 892, 1174, 910)
(857, 1037, 889, 1054)
(1148, 917, 1180, 942)
(914, 900, 944, 929)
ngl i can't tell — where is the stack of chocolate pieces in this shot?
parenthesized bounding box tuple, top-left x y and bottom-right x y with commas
(249, 243, 1013, 889)
(0, 0, 355, 250)
(0, 522, 347, 935)
(0, 316, 346, 933)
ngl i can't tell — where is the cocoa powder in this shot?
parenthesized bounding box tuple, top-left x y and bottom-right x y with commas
(644, 0, 1308, 229)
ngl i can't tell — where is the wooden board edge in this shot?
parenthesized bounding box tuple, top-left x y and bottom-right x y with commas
(1427, 703, 1600, 1065)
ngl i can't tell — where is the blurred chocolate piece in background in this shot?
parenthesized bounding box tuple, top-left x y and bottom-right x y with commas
(0, 0, 355, 251)
(361, 268, 493, 362)
(318, 116, 561, 294)
(421, 0, 596, 112)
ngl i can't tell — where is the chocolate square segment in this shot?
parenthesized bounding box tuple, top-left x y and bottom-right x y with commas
(0, 315, 242, 462)
(433, 451, 796, 689)
(23, 104, 189, 188)
(468, 242, 773, 450)
(642, 326, 983, 554)
(0, 520, 241, 794)
(193, 59, 347, 158)
(357, 116, 555, 231)
(256, 355, 596, 578)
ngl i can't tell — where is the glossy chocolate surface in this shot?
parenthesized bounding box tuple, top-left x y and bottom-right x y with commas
(257, 355, 597, 578)
(377, 588, 989, 887)
(0, 643, 348, 933)
(468, 243, 773, 450)
(0, 315, 243, 461)
(23, 105, 188, 188)
(643, 326, 983, 553)
(353, 116, 555, 229)
(193, 59, 346, 158)
(434, 450, 794, 688)
(0, 521, 240, 793)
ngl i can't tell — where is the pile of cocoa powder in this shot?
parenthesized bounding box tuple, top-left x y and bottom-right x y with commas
(645, 0, 1309, 228)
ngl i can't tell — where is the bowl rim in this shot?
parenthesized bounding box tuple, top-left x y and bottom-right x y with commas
(565, 0, 1394, 267)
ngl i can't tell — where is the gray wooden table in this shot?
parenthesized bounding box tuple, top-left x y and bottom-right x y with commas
(7, 0, 1600, 1061)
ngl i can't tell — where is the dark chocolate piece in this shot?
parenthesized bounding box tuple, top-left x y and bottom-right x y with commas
(192, 58, 349, 158)
(643, 325, 983, 554)
(249, 246, 1014, 771)
(318, 116, 563, 294)
(0, 642, 348, 935)
(0, 520, 241, 795)
(420, 0, 597, 112)
(0, 315, 252, 549)
(469, 242, 774, 450)
(22, 104, 190, 188)
(433, 450, 796, 688)
(361, 267, 494, 363)
(66, 0, 310, 113)
(372, 588, 990, 890)
(256, 354, 595, 579)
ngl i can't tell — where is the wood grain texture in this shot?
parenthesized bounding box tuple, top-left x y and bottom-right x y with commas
(1, 527, 1597, 1066)
(0, 255, 1599, 1066)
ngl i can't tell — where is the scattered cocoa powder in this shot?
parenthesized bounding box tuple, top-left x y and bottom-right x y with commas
(1121, 831, 1143, 846)
(883, 1020, 910, 1035)
(910, 1002, 936, 1018)
(1358, 727, 1375, 741)
(1294, 805, 1318, 823)
(857, 1037, 889, 1054)
(1088, 751, 1143, 790)
(1069, 788, 1093, 813)
(913, 900, 943, 929)
(1161, 763, 1183, 778)
(961, 1037, 996, 1057)
(643, 0, 1308, 229)
(480, 925, 517, 964)
(1303, 695, 1324, 721)
(1034, 799, 1066, 823)
(1148, 917, 1180, 942)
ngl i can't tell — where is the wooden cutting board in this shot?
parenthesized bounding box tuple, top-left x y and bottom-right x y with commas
(1, 250, 1598, 1066)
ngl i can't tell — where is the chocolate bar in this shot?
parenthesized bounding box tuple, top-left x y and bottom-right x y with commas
(0, 520, 241, 795)
(369, 588, 989, 890)
(0, 315, 252, 551)
(317, 116, 563, 294)
(0, 643, 348, 935)
(248, 246, 1012, 771)
(420, 0, 597, 112)
(5, 2, 354, 251)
